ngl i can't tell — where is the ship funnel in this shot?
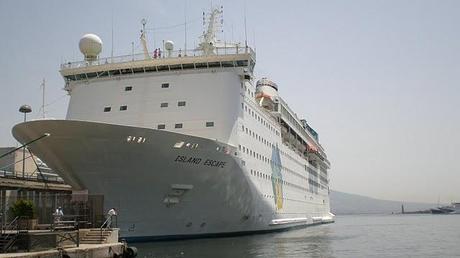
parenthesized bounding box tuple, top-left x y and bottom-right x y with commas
(79, 34, 102, 61)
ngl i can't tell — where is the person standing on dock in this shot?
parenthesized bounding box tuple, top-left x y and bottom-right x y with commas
(106, 208, 117, 228)
(54, 206, 64, 224)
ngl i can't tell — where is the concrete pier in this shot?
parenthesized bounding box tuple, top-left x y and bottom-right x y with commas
(0, 242, 125, 258)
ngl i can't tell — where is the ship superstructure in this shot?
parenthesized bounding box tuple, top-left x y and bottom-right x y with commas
(12, 8, 333, 240)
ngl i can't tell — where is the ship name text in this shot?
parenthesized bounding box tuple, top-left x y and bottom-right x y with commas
(174, 155, 226, 168)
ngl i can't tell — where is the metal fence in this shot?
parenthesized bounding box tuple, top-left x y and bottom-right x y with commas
(0, 190, 104, 229)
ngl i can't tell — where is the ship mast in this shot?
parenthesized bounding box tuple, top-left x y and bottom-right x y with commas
(140, 18, 151, 59)
(198, 7, 223, 55)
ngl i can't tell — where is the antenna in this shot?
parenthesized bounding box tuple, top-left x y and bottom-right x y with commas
(253, 29, 256, 50)
(231, 24, 234, 43)
(142, 18, 146, 33)
(111, 8, 114, 61)
(40, 78, 46, 118)
(221, 5, 224, 33)
(131, 42, 134, 60)
(244, 1, 248, 48)
(184, 0, 187, 56)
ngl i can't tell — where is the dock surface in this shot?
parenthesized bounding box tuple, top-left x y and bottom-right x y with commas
(0, 242, 125, 258)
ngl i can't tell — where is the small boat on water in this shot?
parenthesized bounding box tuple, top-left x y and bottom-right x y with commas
(431, 203, 460, 214)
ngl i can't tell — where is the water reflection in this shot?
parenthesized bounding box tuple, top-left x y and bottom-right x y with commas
(135, 224, 334, 258)
(135, 215, 460, 258)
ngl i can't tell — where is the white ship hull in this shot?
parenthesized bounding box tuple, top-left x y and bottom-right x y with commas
(13, 120, 333, 241)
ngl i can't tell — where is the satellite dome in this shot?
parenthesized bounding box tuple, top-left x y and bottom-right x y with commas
(164, 40, 174, 57)
(79, 34, 102, 60)
(165, 40, 174, 51)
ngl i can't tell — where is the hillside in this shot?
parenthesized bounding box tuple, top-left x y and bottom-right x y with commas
(330, 190, 438, 214)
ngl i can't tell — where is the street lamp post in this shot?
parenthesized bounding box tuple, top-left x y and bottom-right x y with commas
(19, 105, 32, 178)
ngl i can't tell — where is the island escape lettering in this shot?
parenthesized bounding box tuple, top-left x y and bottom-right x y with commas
(174, 155, 226, 168)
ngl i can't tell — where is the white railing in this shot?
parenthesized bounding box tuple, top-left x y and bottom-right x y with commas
(61, 46, 255, 69)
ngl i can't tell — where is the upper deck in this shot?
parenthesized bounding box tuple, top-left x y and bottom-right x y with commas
(60, 46, 256, 82)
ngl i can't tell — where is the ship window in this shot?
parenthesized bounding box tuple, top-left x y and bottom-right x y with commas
(206, 122, 214, 127)
(161, 83, 170, 88)
(103, 107, 111, 112)
(178, 101, 186, 107)
(157, 124, 166, 130)
(160, 102, 168, 108)
(175, 123, 183, 129)
(120, 105, 127, 111)
(125, 86, 133, 91)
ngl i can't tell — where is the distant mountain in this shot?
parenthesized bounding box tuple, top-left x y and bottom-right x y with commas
(330, 190, 438, 215)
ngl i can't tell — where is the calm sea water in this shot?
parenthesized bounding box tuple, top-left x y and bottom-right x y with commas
(134, 214, 460, 258)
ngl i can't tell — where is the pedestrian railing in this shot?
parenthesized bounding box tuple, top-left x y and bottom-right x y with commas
(99, 215, 117, 242)
(0, 216, 19, 253)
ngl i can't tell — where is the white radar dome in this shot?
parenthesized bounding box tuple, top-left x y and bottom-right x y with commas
(165, 40, 174, 51)
(79, 34, 103, 60)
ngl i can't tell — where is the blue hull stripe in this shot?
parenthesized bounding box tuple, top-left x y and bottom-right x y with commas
(121, 221, 333, 243)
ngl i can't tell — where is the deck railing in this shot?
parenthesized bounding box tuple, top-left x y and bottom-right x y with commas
(61, 46, 255, 69)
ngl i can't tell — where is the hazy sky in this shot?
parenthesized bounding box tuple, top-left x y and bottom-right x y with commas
(0, 0, 459, 203)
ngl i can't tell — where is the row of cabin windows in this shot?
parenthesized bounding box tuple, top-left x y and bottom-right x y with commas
(239, 140, 314, 186)
(241, 83, 255, 98)
(161, 101, 186, 108)
(242, 100, 314, 168)
(157, 122, 214, 130)
(104, 83, 171, 112)
(239, 144, 278, 167)
(104, 101, 186, 112)
(104, 106, 127, 112)
(241, 125, 315, 173)
(242, 124, 274, 150)
(249, 169, 308, 192)
(281, 147, 308, 169)
(242, 124, 306, 174)
(242, 103, 279, 136)
(123, 83, 169, 92)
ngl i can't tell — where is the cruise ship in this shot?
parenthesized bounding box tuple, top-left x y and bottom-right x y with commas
(12, 8, 333, 241)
